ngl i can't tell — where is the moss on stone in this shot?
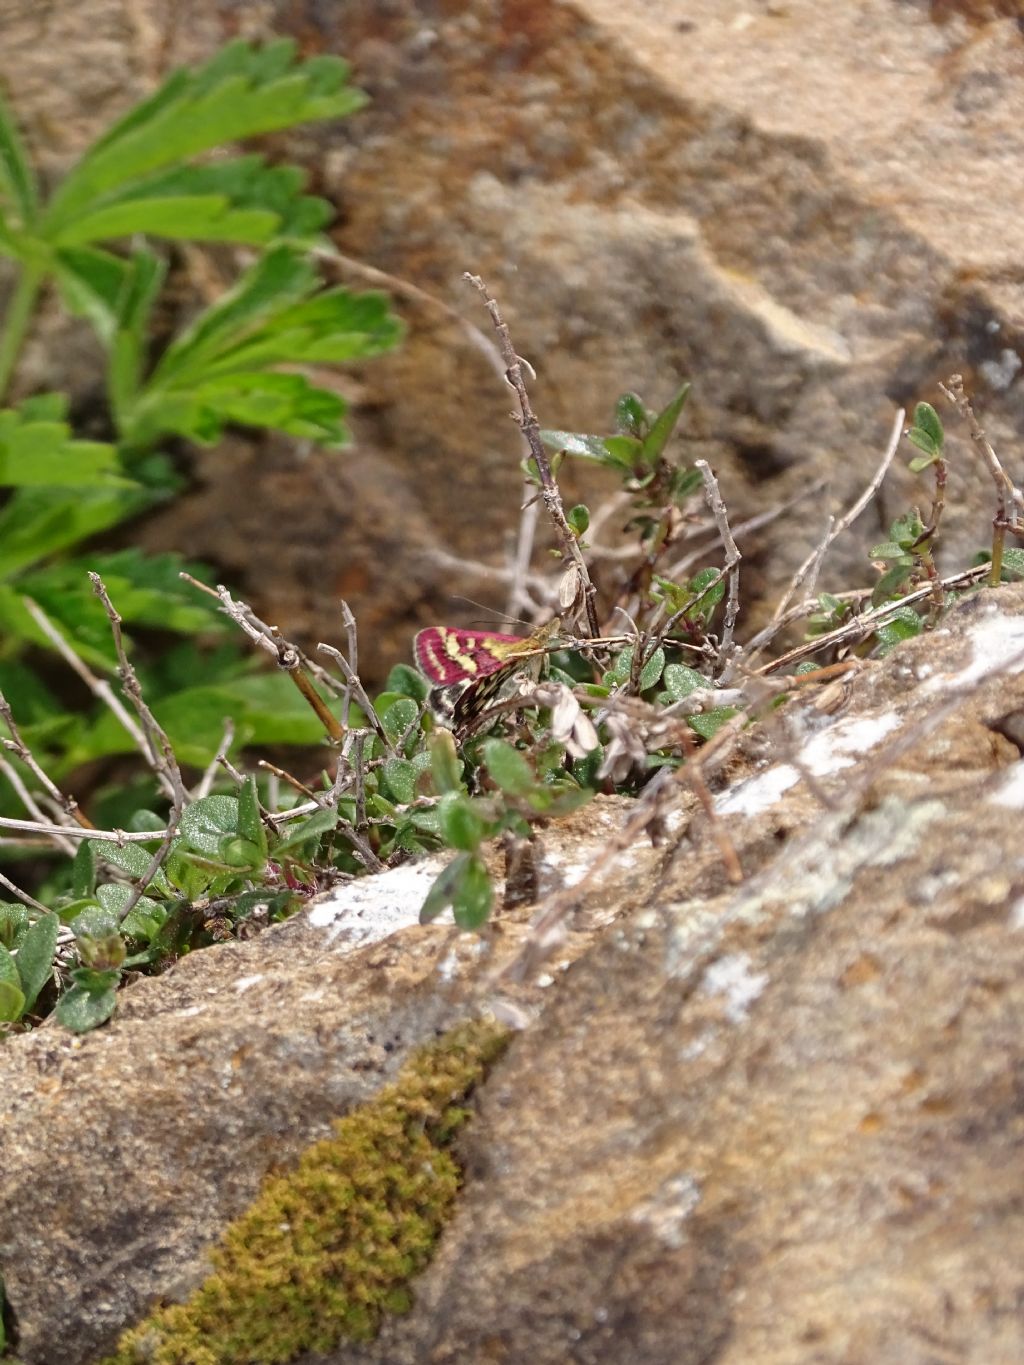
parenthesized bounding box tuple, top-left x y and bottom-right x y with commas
(101, 1019, 509, 1365)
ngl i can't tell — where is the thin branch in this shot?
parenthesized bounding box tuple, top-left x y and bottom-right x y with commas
(23, 596, 152, 754)
(754, 561, 992, 675)
(694, 461, 742, 679)
(90, 573, 188, 923)
(0, 755, 76, 856)
(0, 691, 92, 831)
(0, 869, 49, 914)
(317, 642, 393, 752)
(465, 273, 600, 636)
(193, 719, 235, 801)
(0, 818, 169, 843)
(746, 408, 904, 662)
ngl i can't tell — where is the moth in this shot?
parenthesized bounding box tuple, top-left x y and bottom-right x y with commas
(414, 620, 562, 731)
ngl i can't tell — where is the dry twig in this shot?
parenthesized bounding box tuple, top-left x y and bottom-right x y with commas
(465, 273, 600, 636)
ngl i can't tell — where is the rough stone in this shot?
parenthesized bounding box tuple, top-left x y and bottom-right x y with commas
(3, 588, 1024, 1363)
(4, 2, 1024, 675)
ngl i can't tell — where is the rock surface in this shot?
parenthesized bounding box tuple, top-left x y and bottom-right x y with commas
(4, 2, 1024, 674)
(2, 587, 1024, 1363)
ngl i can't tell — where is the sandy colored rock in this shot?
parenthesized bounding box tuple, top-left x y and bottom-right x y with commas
(3, 589, 1024, 1363)
(4, 2, 1024, 675)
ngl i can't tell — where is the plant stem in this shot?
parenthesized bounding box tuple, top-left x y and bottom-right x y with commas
(0, 263, 42, 403)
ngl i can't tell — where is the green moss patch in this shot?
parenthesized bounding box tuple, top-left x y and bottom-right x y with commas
(102, 1019, 509, 1365)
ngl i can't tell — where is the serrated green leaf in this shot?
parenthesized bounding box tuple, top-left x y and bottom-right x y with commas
(44, 40, 366, 233)
(871, 562, 915, 607)
(15, 911, 58, 1012)
(0, 86, 38, 231)
(0, 483, 150, 580)
(874, 606, 923, 655)
(907, 450, 939, 473)
(869, 542, 912, 562)
(53, 246, 132, 342)
(911, 402, 944, 452)
(482, 738, 535, 797)
(640, 381, 690, 464)
(0, 402, 126, 488)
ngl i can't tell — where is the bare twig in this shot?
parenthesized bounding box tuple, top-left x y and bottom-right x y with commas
(465, 273, 600, 636)
(317, 641, 392, 752)
(746, 409, 905, 662)
(193, 719, 235, 801)
(694, 461, 741, 679)
(0, 691, 92, 832)
(0, 755, 76, 856)
(0, 869, 49, 914)
(23, 596, 151, 754)
(939, 374, 1024, 585)
(0, 819, 169, 843)
(90, 573, 189, 921)
(754, 561, 992, 675)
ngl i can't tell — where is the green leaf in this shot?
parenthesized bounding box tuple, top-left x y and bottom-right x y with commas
(640, 381, 691, 464)
(615, 392, 650, 437)
(429, 729, 463, 795)
(0, 943, 25, 1022)
(0, 903, 28, 949)
(906, 429, 939, 462)
(871, 562, 915, 607)
(0, 85, 39, 231)
(178, 795, 240, 857)
(670, 466, 704, 503)
(53, 246, 132, 342)
(383, 663, 429, 703)
(237, 774, 267, 854)
(911, 402, 944, 453)
(638, 647, 666, 691)
(907, 449, 939, 473)
(875, 605, 923, 655)
(15, 911, 58, 1012)
(55, 976, 118, 1032)
(419, 854, 466, 924)
(0, 401, 126, 488)
(44, 40, 367, 233)
(567, 503, 590, 537)
(890, 511, 925, 546)
(452, 853, 493, 930)
(272, 805, 341, 855)
(662, 664, 707, 700)
(381, 697, 419, 747)
(72, 839, 97, 898)
(382, 758, 418, 805)
(869, 542, 913, 562)
(89, 837, 170, 896)
(96, 885, 166, 940)
(687, 707, 738, 741)
(482, 738, 535, 797)
(0, 483, 150, 580)
(437, 793, 486, 852)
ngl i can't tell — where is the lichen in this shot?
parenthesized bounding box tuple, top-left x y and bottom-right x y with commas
(100, 1019, 509, 1365)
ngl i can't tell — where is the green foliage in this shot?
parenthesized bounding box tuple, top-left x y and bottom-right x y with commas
(905, 401, 944, 472)
(101, 1020, 509, 1364)
(0, 41, 399, 788)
